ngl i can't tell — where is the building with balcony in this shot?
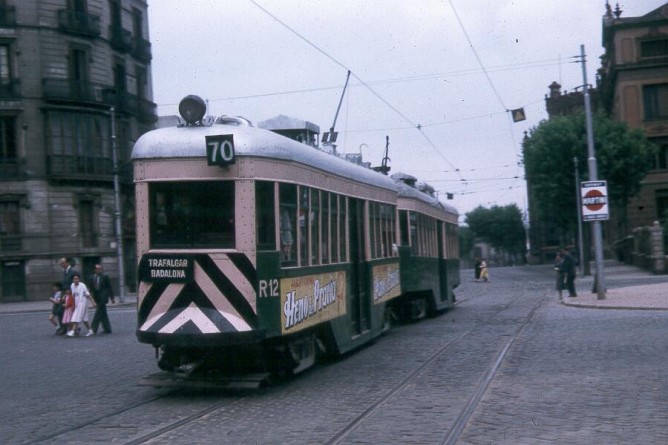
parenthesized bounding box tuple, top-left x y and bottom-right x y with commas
(598, 2, 668, 233)
(525, 2, 668, 264)
(0, 0, 156, 302)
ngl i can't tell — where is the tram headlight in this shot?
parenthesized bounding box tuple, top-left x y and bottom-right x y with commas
(179, 95, 207, 125)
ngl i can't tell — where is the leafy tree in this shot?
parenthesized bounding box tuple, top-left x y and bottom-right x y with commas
(523, 111, 656, 239)
(465, 204, 526, 256)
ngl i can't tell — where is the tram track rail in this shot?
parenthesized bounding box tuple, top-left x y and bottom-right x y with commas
(30, 389, 251, 445)
(324, 289, 549, 445)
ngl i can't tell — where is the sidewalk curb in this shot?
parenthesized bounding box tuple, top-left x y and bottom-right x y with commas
(560, 299, 668, 311)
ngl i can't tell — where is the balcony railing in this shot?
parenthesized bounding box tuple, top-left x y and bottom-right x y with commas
(58, 9, 101, 37)
(0, 79, 21, 99)
(43, 78, 157, 122)
(109, 25, 133, 52)
(42, 78, 111, 105)
(0, 5, 16, 26)
(132, 37, 152, 62)
(48, 154, 113, 179)
(0, 234, 22, 252)
(0, 157, 25, 178)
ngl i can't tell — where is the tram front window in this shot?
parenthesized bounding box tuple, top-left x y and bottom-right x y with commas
(149, 181, 235, 248)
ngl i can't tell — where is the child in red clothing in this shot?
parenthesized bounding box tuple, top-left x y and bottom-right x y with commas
(61, 288, 75, 334)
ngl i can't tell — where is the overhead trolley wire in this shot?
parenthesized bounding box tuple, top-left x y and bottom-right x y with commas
(248, 0, 464, 178)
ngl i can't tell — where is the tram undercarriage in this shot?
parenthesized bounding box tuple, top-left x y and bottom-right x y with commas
(143, 330, 333, 388)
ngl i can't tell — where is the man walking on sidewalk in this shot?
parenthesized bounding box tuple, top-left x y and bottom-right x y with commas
(89, 264, 115, 335)
(560, 249, 577, 298)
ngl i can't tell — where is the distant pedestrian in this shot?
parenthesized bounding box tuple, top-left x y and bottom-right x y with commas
(48, 282, 63, 331)
(554, 253, 565, 298)
(89, 264, 115, 335)
(474, 257, 482, 281)
(67, 273, 95, 337)
(479, 258, 489, 282)
(560, 249, 577, 297)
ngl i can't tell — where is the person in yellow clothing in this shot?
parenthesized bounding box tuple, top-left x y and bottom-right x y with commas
(479, 259, 489, 282)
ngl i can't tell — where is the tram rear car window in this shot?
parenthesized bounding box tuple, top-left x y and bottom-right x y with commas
(150, 181, 235, 248)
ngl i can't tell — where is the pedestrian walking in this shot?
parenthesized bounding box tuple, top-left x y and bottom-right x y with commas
(89, 264, 115, 335)
(560, 249, 577, 297)
(474, 257, 482, 281)
(61, 288, 75, 334)
(479, 258, 489, 282)
(67, 273, 96, 337)
(57, 257, 77, 335)
(554, 253, 565, 298)
(48, 282, 63, 331)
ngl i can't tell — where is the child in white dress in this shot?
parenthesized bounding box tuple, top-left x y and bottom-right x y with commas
(67, 273, 96, 337)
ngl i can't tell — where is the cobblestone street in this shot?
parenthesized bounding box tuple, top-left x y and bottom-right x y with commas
(1, 264, 667, 444)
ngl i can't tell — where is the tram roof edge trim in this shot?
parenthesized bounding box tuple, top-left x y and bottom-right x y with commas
(131, 124, 398, 192)
(395, 180, 458, 215)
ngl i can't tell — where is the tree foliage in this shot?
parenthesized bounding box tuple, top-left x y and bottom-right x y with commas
(465, 204, 526, 255)
(523, 111, 656, 236)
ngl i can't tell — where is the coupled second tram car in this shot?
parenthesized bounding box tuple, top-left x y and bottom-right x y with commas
(132, 95, 460, 383)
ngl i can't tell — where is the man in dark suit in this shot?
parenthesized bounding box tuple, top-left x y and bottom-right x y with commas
(89, 264, 115, 335)
(57, 257, 77, 335)
(560, 249, 577, 298)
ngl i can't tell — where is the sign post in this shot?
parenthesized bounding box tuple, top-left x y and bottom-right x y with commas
(579, 45, 606, 299)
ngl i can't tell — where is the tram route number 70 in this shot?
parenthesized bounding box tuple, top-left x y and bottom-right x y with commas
(205, 134, 236, 166)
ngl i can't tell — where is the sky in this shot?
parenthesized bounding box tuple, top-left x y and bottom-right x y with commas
(146, 0, 667, 224)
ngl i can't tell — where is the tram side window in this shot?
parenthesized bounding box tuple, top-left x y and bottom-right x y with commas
(256, 181, 276, 250)
(409, 212, 418, 255)
(299, 187, 311, 266)
(311, 190, 320, 265)
(279, 183, 297, 265)
(382, 203, 396, 257)
(369, 202, 378, 258)
(369, 202, 396, 259)
(321, 192, 330, 264)
(339, 197, 348, 262)
(399, 210, 409, 247)
(330, 194, 339, 263)
(149, 181, 234, 248)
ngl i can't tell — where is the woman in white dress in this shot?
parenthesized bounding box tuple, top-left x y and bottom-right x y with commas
(68, 273, 96, 337)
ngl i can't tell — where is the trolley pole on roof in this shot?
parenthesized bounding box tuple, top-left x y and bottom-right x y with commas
(323, 70, 351, 155)
(579, 45, 606, 299)
(110, 107, 126, 303)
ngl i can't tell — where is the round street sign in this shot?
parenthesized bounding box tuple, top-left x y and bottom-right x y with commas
(582, 189, 605, 211)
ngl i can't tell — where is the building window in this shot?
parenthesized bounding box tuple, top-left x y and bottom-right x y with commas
(79, 199, 96, 248)
(656, 190, 668, 223)
(640, 39, 668, 59)
(132, 7, 143, 39)
(1, 260, 25, 302)
(0, 43, 11, 85)
(657, 144, 668, 170)
(0, 200, 20, 251)
(643, 83, 668, 121)
(47, 111, 111, 176)
(0, 115, 16, 162)
(70, 47, 89, 83)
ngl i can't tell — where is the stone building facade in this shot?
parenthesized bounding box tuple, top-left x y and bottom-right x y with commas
(0, 0, 155, 302)
(527, 2, 668, 263)
(598, 2, 668, 232)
